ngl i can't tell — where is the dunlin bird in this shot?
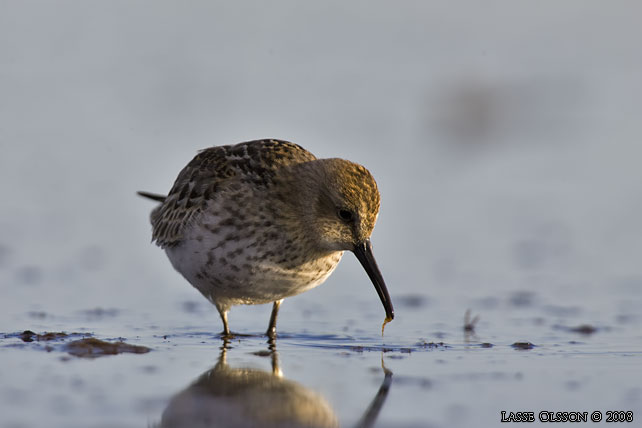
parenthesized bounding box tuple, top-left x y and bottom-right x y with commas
(138, 139, 393, 338)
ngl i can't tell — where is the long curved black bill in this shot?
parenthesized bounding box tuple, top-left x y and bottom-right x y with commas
(353, 239, 394, 321)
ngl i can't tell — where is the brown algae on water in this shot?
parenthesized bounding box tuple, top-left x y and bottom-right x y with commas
(381, 316, 393, 336)
(65, 338, 151, 358)
(19, 330, 68, 342)
(15, 330, 90, 343)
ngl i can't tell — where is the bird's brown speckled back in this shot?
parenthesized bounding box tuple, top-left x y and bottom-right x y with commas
(150, 139, 316, 248)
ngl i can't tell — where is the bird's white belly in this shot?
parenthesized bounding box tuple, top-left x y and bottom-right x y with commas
(165, 221, 344, 308)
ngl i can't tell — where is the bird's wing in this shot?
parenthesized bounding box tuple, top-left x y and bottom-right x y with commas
(150, 139, 316, 248)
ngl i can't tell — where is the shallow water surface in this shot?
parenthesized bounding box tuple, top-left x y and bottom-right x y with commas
(2, 283, 641, 427)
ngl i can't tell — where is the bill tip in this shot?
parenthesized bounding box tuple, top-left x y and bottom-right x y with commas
(381, 315, 393, 336)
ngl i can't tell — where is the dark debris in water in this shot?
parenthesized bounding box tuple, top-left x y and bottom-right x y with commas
(346, 345, 413, 353)
(28, 311, 48, 319)
(416, 341, 449, 349)
(387, 354, 406, 360)
(26, 331, 68, 342)
(509, 291, 536, 307)
(395, 294, 429, 309)
(463, 309, 480, 332)
(553, 324, 598, 335)
(616, 314, 637, 324)
(569, 324, 598, 335)
(349, 346, 396, 353)
(511, 342, 535, 350)
(392, 375, 432, 389)
(80, 307, 119, 319)
(181, 300, 202, 313)
(9, 330, 90, 343)
(65, 338, 151, 358)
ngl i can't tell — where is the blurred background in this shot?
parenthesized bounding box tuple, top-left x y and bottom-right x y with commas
(2, 2, 642, 427)
(1, 0, 641, 332)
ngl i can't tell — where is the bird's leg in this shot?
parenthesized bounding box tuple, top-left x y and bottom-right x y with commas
(266, 299, 283, 339)
(216, 305, 231, 338)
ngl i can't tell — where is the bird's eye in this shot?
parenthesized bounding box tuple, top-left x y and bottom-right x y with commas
(337, 208, 353, 222)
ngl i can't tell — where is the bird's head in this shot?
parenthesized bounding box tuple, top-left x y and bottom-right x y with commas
(281, 158, 394, 322)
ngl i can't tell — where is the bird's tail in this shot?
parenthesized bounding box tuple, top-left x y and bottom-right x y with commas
(137, 191, 166, 202)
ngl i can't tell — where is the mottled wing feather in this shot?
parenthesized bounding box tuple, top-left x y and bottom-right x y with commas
(150, 139, 316, 248)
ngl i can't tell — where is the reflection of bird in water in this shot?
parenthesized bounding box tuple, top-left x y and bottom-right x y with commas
(158, 342, 392, 428)
(159, 344, 338, 428)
